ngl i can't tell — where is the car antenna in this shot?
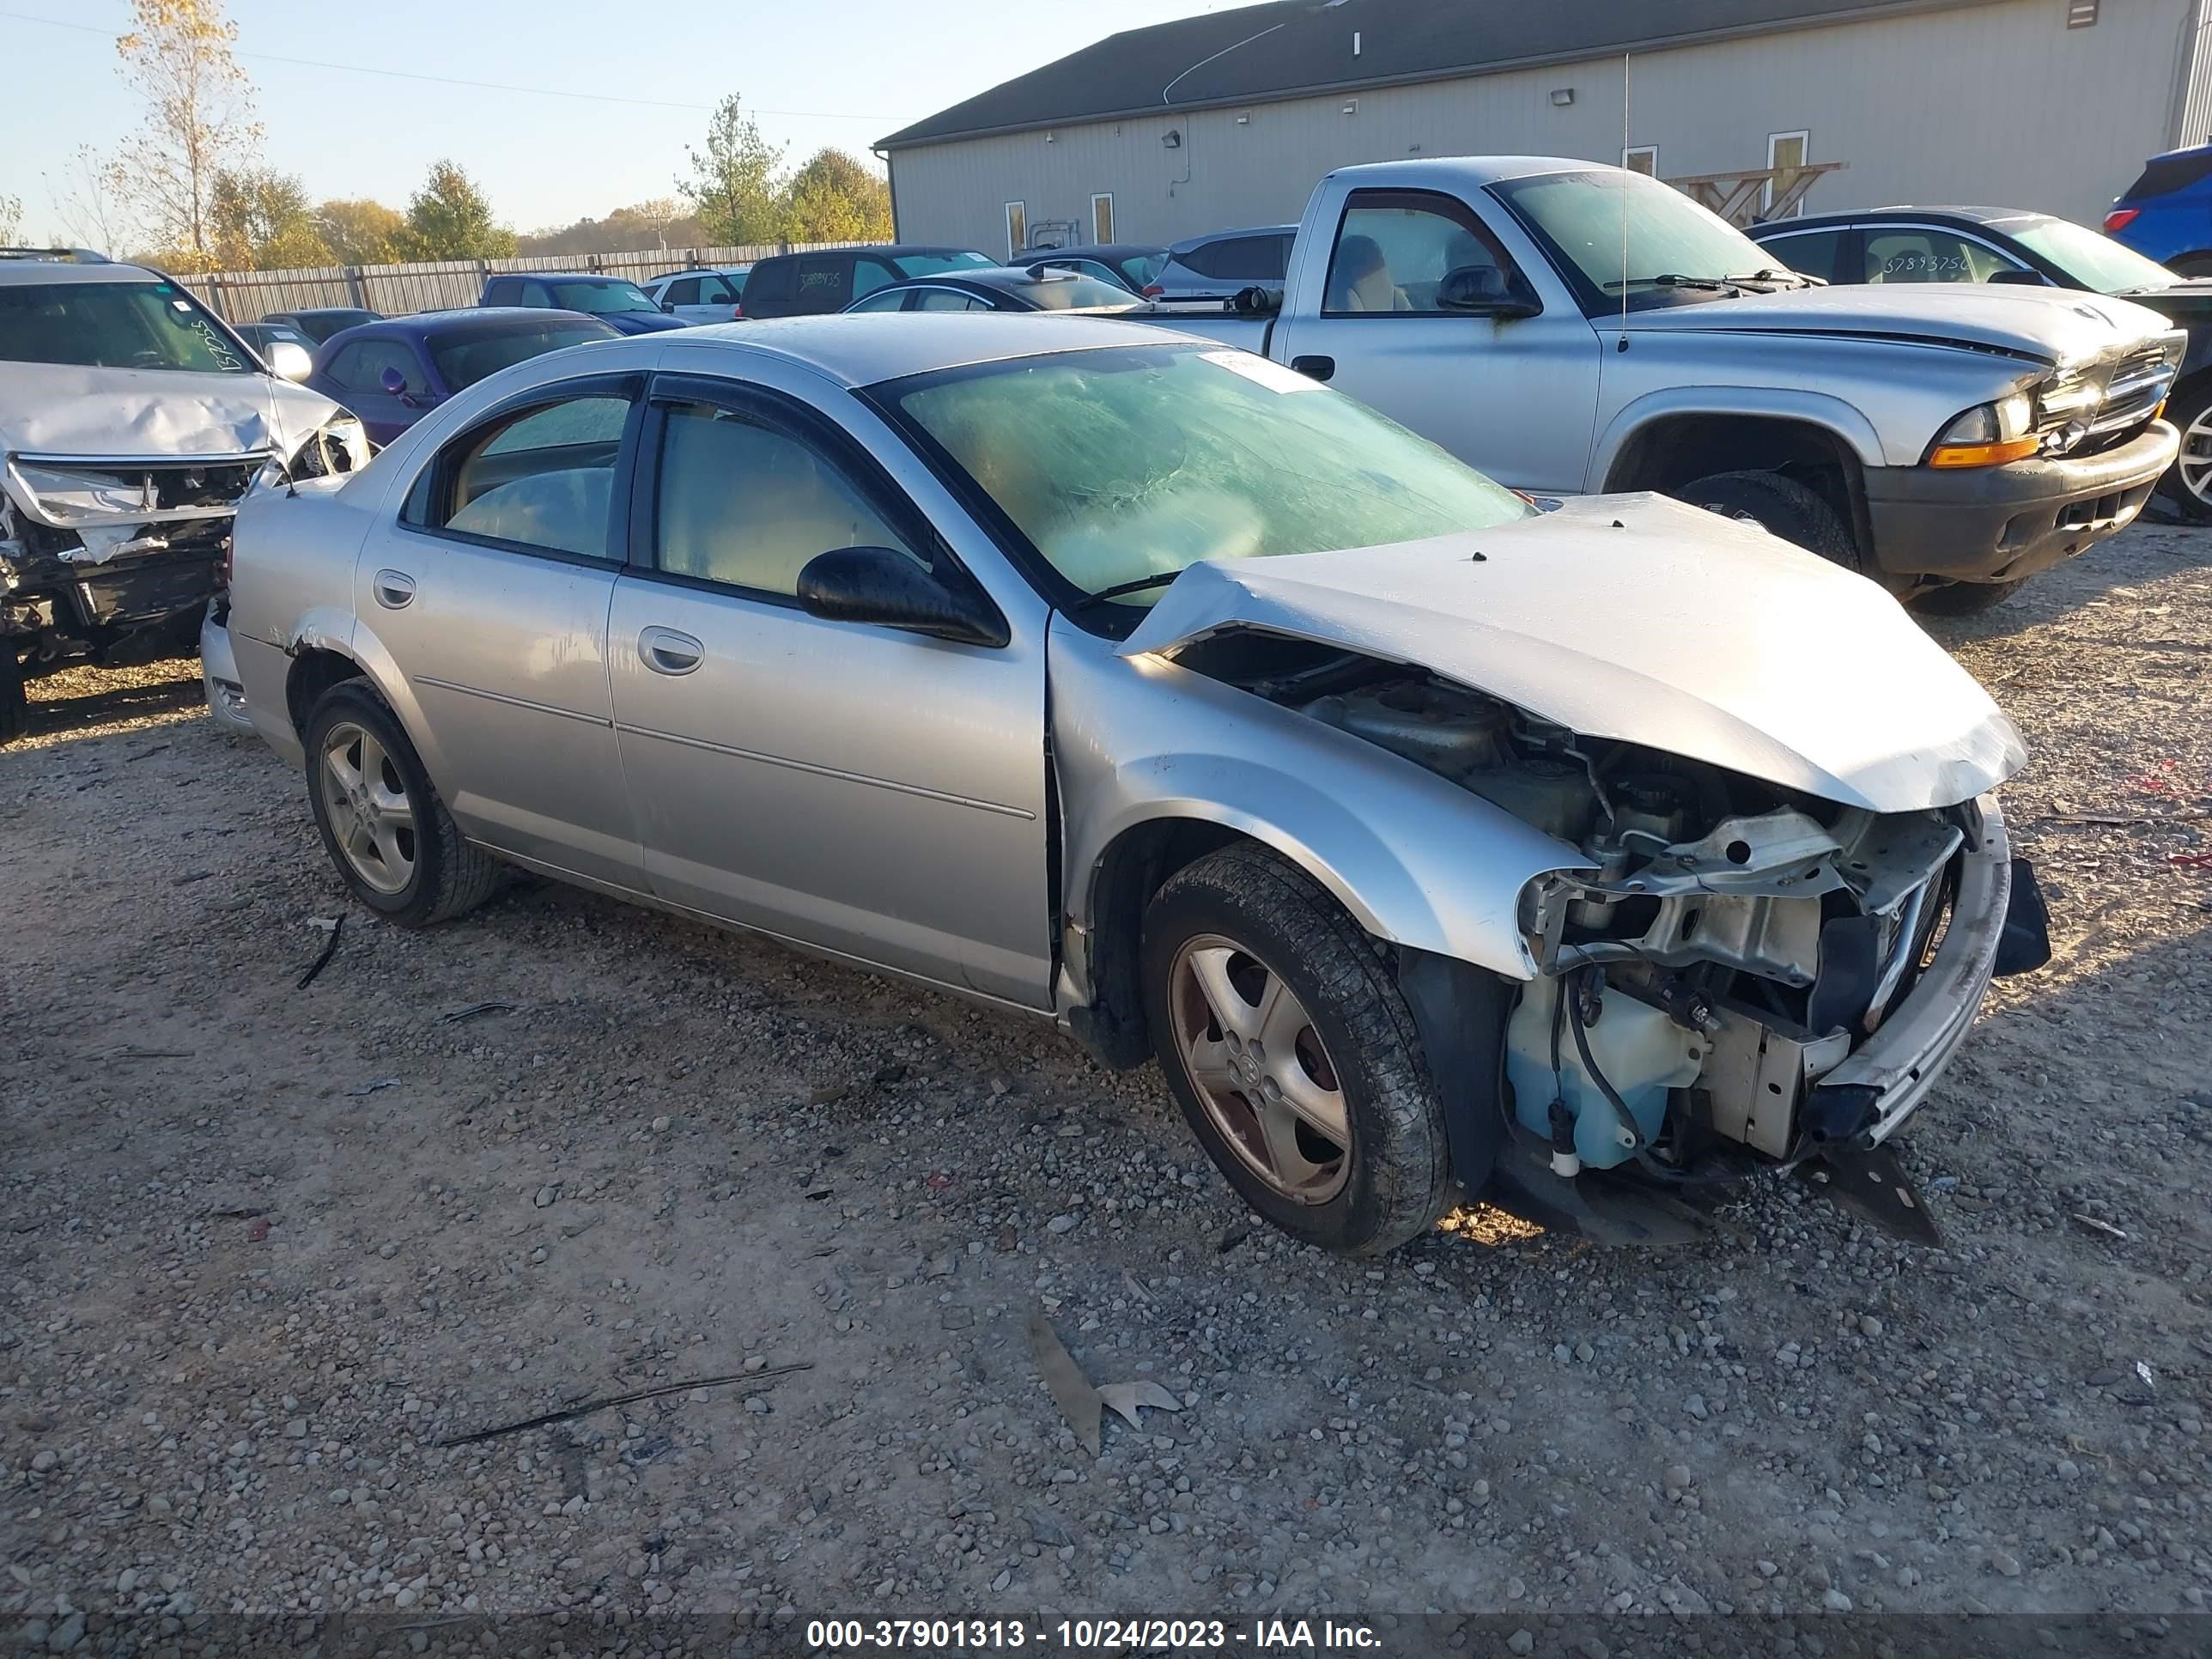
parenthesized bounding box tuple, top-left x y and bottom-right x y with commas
(1617, 52, 1631, 353)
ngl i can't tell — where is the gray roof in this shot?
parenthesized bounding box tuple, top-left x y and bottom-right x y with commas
(0, 261, 166, 287)
(879, 0, 1987, 150)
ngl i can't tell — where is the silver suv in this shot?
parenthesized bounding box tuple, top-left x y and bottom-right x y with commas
(1152, 224, 1297, 301)
(0, 250, 367, 744)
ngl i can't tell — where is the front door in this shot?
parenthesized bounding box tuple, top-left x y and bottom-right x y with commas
(357, 376, 644, 888)
(606, 374, 1052, 1005)
(1273, 187, 1601, 494)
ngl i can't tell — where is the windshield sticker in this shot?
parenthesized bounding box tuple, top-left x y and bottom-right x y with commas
(1199, 349, 1323, 393)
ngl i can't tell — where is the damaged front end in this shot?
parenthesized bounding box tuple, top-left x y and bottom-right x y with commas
(1254, 659, 2051, 1242)
(1, 423, 365, 671)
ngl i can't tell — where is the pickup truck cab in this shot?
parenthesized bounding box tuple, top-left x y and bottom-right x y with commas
(1170, 157, 2185, 612)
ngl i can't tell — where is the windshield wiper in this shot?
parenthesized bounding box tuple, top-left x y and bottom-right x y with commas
(1720, 267, 1818, 288)
(1066, 569, 1185, 611)
(1601, 273, 1744, 293)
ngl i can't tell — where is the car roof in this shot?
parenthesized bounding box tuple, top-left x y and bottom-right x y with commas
(658, 312, 1195, 386)
(337, 307, 611, 337)
(647, 264, 752, 279)
(1167, 225, 1297, 252)
(1013, 244, 1165, 261)
(1755, 206, 2053, 234)
(756, 244, 980, 263)
(0, 260, 172, 288)
(270, 305, 376, 316)
(498, 270, 641, 284)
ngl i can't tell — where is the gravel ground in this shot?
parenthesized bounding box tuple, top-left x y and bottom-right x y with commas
(3, 523, 2208, 1652)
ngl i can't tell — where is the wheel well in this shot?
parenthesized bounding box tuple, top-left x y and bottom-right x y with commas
(1067, 818, 1251, 1070)
(285, 647, 367, 735)
(1604, 413, 1871, 553)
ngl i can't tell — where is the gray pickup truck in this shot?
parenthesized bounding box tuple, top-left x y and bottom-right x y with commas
(1170, 156, 2185, 612)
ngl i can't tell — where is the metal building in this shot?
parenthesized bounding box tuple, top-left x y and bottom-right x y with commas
(878, 0, 2212, 257)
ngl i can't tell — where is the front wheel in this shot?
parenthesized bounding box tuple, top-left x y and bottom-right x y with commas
(2155, 377, 2212, 524)
(1675, 470, 1864, 574)
(303, 679, 502, 927)
(1140, 844, 1454, 1256)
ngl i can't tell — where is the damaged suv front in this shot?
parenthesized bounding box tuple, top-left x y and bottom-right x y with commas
(0, 255, 368, 742)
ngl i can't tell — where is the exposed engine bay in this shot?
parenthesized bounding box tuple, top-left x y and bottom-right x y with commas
(1176, 629, 2032, 1199)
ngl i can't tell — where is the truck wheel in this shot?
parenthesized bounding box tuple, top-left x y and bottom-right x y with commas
(0, 648, 26, 747)
(1677, 471, 1863, 574)
(2154, 377, 2212, 524)
(1910, 578, 2025, 617)
(303, 679, 502, 928)
(1140, 843, 1453, 1256)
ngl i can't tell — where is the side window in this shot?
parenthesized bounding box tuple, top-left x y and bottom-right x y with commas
(343, 339, 426, 394)
(653, 401, 918, 599)
(514, 281, 553, 308)
(851, 258, 900, 300)
(747, 259, 793, 305)
(795, 256, 852, 312)
(1865, 228, 2026, 283)
(697, 275, 736, 305)
(1759, 229, 1847, 283)
(1324, 191, 1522, 315)
(1179, 240, 1224, 279)
(1212, 238, 1271, 280)
(914, 289, 986, 312)
(409, 392, 631, 560)
(324, 342, 369, 388)
(483, 279, 519, 306)
(846, 289, 909, 313)
(662, 277, 701, 307)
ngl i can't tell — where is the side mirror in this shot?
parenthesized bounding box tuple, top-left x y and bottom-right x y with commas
(796, 546, 1008, 647)
(380, 365, 422, 408)
(661, 299, 678, 312)
(1437, 264, 1540, 319)
(267, 340, 313, 382)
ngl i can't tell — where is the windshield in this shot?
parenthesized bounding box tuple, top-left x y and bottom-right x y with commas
(1490, 168, 1778, 314)
(432, 322, 618, 389)
(2006, 216, 2180, 294)
(1115, 252, 1167, 289)
(894, 251, 994, 276)
(546, 279, 659, 314)
(0, 280, 252, 372)
(1020, 273, 1144, 311)
(881, 344, 1531, 610)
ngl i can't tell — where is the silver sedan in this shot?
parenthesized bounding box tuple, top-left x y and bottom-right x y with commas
(225, 315, 2049, 1256)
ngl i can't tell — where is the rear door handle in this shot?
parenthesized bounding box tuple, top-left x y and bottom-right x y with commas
(371, 569, 416, 609)
(1290, 355, 1335, 382)
(638, 626, 703, 676)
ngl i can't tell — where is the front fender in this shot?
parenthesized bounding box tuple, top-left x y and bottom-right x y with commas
(1050, 622, 1589, 988)
(1594, 385, 1887, 486)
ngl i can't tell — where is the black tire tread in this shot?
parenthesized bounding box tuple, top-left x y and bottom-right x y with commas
(1909, 577, 2026, 617)
(1146, 842, 1453, 1256)
(1677, 469, 1865, 574)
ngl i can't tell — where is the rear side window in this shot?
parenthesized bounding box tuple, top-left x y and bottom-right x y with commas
(483, 278, 520, 306)
(2123, 150, 2212, 201)
(328, 337, 426, 394)
(794, 255, 853, 312)
(661, 277, 700, 307)
(406, 392, 632, 559)
(746, 258, 796, 307)
(1756, 228, 1847, 283)
(1211, 236, 1288, 281)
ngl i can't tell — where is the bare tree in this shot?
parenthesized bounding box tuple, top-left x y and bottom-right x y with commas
(46, 145, 137, 256)
(0, 195, 21, 244)
(105, 0, 263, 271)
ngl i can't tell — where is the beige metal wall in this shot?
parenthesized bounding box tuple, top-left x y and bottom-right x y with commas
(890, 0, 2200, 255)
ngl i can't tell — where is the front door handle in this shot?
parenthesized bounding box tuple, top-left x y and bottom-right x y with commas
(1290, 355, 1335, 382)
(371, 569, 416, 609)
(638, 626, 703, 676)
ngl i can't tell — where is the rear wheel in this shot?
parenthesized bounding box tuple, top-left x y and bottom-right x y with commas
(303, 679, 502, 927)
(2155, 376, 2212, 524)
(1141, 844, 1454, 1256)
(1676, 470, 1863, 573)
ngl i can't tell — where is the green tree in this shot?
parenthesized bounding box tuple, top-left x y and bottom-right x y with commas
(780, 149, 892, 244)
(678, 94, 785, 246)
(105, 0, 263, 272)
(399, 160, 515, 259)
(316, 198, 405, 265)
(210, 166, 330, 269)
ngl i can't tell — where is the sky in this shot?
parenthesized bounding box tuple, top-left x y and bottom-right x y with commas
(0, 0, 1233, 242)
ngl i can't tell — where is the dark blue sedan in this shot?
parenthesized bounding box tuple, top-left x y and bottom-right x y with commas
(307, 309, 620, 445)
(475, 271, 691, 335)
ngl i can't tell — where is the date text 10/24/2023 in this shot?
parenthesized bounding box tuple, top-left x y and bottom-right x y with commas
(805, 1619, 1383, 1650)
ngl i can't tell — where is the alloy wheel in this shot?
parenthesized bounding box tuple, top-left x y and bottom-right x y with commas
(1166, 934, 1351, 1203)
(2179, 404, 2212, 510)
(319, 720, 417, 896)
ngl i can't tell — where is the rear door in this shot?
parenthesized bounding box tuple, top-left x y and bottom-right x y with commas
(605, 370, 1052, 1004)
(356, 374, 647, 889)
(1273, 186, 1601, 493)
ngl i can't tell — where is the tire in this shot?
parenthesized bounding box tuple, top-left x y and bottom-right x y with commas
(302, 679, 502, 927)
(0, 647, 26, 748)
(1675, 470, 1864, 574)
(2154, 375, 2212, 525)
(1909, 577, 2026, 617)
(2169, 253, 2212, 279)
(1140, 842, 1453, 1256)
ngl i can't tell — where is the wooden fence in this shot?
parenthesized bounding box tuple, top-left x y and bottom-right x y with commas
(175, 242, 864, 320)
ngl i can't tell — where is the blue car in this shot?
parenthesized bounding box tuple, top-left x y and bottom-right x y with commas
(2107, 145, 2212, 276)
(475, 271, 691, 335)
(307, 308, 620, 446)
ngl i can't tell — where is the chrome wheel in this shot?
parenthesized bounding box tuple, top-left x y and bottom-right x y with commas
(1167, 933, 1350, 1203)
(319, 720, 416, 896)
(2179, 404, 2212, 510)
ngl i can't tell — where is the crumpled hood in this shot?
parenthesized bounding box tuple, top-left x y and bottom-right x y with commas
(1117, 494, 2025, 814)
(0, 362, 344, 459)
(1621, 282, 2175, 364)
